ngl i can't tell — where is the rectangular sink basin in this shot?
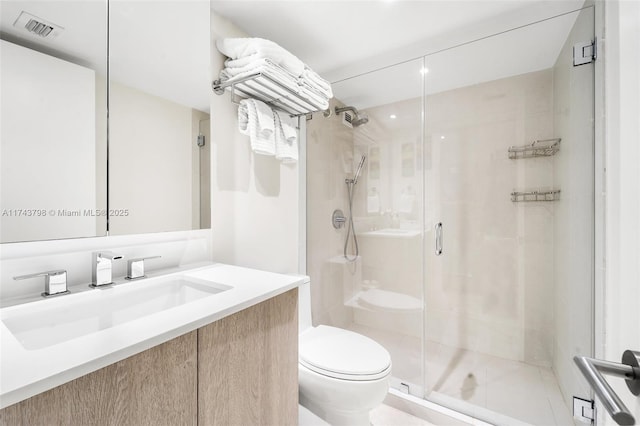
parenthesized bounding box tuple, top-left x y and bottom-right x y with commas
(2, 276, 231, 351)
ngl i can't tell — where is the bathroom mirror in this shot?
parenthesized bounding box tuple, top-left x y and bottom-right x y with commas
(0, 0, 211, 243)
(108, 1, 211, 235)
(0, 0, 108, 243)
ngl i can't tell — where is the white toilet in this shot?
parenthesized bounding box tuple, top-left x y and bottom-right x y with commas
(298, 277, 392, 426)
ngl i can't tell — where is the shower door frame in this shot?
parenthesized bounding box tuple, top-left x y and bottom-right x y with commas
(417, 5, 602, 424)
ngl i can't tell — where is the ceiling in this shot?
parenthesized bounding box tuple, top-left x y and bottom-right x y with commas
(211, 1, 586, 76)
(1, 1, 587, 113)
(0, 0, 210, 113)
(212, 0, 586, 108)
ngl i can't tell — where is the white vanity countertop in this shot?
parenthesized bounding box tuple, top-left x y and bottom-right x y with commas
(0, 263, 305, 409)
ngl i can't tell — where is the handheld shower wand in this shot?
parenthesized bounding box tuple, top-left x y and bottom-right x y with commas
(353, 155, 367, 184)
(344, 155, 367, 262)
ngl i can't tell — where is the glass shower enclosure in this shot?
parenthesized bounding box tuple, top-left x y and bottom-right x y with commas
(306, 6, 595, 426)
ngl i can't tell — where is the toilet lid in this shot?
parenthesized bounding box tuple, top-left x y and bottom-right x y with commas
(299, 325, 392, 381)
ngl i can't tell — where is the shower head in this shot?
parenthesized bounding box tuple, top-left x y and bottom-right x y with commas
(335, 105, 369, 128)
(353, 155, 367, 184)
(352, 113, 369, 127)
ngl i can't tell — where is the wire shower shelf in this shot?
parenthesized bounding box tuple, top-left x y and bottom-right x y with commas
(511, 190, 561, 202)
(508, 138, 561, 159)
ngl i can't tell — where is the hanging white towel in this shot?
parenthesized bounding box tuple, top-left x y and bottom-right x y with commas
(216, 38, 305, 77)
(274, 110, 298, 163)
(238, 99, 276, 156)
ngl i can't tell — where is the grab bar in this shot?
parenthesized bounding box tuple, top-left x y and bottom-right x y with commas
(574, 350, 640, 425)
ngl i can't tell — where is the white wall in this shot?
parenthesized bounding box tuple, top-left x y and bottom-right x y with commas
(0, 40, 96, 243)
(602, 0, 640, 424)
(209, 12, 300, 275)
(109, 82, 196, 235)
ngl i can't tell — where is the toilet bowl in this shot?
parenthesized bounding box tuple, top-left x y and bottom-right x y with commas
(298, 277, 392, 426)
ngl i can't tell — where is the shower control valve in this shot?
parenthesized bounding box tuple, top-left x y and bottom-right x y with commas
(332, 209, 346, 229)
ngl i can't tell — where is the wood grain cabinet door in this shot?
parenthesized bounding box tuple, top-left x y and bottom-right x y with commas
(197, 289, 299, 426)
(0, 331, 197, 426)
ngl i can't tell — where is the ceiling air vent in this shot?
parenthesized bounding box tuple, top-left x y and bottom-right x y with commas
(13, 11, 64, 39)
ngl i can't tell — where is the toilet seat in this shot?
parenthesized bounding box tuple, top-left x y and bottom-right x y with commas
(299, 325, 392, 381)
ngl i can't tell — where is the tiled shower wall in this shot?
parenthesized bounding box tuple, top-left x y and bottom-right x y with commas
(306, 99, 358, 328)
(310, 69, 559, 369)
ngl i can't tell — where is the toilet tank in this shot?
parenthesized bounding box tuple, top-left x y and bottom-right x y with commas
(297, 276, 312, 332)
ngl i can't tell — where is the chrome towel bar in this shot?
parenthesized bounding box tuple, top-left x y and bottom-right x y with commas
(574, 350, 640, 426)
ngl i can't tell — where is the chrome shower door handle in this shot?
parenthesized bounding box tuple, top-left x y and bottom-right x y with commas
(573, 350, 640, 426)
(435, 222, 443, 256)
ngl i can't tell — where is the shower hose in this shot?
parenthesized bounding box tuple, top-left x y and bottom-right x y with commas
(344, 180, 359, 262)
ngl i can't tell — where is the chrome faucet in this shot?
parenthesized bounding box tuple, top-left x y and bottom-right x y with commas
(126, 256, 161, 280)
(91, 251, 123, 287)
(14, 269, 69, 297)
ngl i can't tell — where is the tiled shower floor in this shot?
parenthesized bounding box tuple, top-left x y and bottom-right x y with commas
(348, 323, 575, 426)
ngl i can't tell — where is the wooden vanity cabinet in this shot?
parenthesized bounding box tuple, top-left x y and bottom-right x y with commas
(0, 289, 298, 426)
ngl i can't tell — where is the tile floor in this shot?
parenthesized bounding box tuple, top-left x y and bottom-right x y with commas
(348, 323, 576, 426)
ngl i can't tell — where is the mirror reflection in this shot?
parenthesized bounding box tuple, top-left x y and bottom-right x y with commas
(0, 0, 211, 243)
(0, 0, 108, 243)
(108, 1, 211, 235)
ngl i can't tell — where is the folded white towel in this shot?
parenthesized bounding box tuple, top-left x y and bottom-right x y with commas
(298, 81, 330, 110)
(302, 65, 333, 98)
(238, 99, 276, 156)
(217, 38, 305, 77)
(274, 110, 298, 163)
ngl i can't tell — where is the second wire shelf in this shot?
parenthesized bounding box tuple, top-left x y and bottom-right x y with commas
(511, 190, 561, 202)
(508, 138, 561, 159)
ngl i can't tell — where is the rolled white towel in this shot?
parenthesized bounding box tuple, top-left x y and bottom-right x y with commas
(274, 110, 298, 163)
(238, 99, 276, 156)
(217, 37, 305, 77)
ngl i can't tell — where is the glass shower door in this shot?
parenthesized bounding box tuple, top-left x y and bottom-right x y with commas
(422, 7, 595, 425)
(308, 58, 426, 397)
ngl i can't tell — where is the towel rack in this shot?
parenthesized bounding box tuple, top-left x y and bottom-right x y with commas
(508, 138, 561, 159)
(212, 73, 325, 117)
(511, 189, 561, 202)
